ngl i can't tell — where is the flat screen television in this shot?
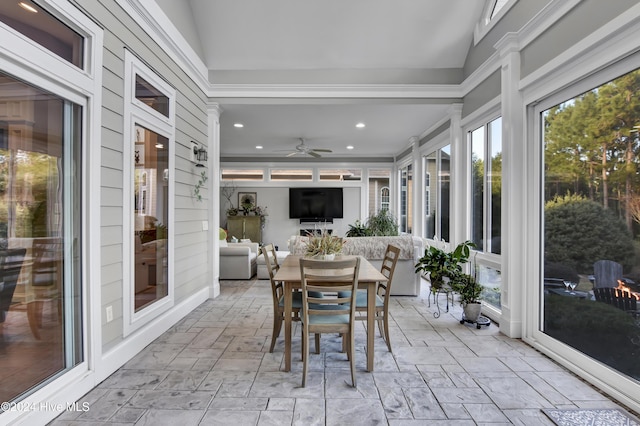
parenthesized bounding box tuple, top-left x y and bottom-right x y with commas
(289, 187, 343, 221)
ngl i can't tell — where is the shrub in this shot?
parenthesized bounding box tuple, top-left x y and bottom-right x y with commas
(544, 195, 635, 273)
(544, 261, 580, 283)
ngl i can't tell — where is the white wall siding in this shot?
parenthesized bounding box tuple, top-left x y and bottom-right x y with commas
(70, 0, 210, 353)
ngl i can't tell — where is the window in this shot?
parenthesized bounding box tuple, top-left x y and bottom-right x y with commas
(399, 163, 413, 233)
(368, 168, 391, 214)
(133, 126, 169, 312)
(541, 67, 640, 384)
(423, 145, 451, 242)
(270, 168, 312, 181)
(124, 51, 175, 334)
(380, 187, 390, 211)
(221, 169, 264, 181)
(474, 0, 517, 46)
(0, 1, 84, 68)
(470, 117, 502, 254)
(489, 0, 510, 21)
(135, 75, 169, 118)
(319, 168, 361, 181)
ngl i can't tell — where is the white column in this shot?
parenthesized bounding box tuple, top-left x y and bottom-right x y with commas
(410, 136, 422, 237)
(208, 103, 222, 298)
(495, 33, 525, 338)
(448, 104, 464, 247)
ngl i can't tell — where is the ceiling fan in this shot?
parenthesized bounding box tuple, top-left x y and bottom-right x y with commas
(282, 138, 332, 158)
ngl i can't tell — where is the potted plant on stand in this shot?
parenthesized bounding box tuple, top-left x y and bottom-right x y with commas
(415, 240, 475, 292)
(415, 240, 475, 318)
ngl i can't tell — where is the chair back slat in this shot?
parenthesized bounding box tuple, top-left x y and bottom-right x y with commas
(377, 244, 400, 296)
(261, 244, 284, 302)
(300, 257, 360, 318)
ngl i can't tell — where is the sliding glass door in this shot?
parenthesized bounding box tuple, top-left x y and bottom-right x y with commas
(0, 71, 82, 402)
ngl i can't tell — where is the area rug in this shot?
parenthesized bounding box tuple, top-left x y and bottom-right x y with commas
(542, 408, 640, 426)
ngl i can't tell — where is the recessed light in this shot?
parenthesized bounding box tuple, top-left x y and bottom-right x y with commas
(18, 2, 38, 13)
(234, 123, 244, 128)
(355, 123, 365, 128)
(255, 145, 263, 149)
(346, 145, 354, 150)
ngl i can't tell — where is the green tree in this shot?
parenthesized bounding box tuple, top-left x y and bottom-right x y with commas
(544, 69, 640, 236)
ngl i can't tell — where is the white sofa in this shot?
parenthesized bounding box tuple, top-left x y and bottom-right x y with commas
(256, 248, 290, 279)
(288, 235, 424, 296)
(219, 241, 258, 279)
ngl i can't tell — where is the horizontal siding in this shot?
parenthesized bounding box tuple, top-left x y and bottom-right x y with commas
(100, 225, 122, 246)
(101, 262, 122, 287)
(101, 107, 124, 135)
(100, 158, 124, 188)
(101, 187, 122, 207)
(101, 206, 122, 227)
(68, 0, 210, 353)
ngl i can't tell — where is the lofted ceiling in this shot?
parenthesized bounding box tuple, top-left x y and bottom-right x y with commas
(176, 0, 489, 160)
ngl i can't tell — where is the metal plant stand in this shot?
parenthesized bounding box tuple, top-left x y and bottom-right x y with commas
(460, 313, 491, 329)
(428, 284, 454, 318)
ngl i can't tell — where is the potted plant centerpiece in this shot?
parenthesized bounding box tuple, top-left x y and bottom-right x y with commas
(305, 229, 345, 260)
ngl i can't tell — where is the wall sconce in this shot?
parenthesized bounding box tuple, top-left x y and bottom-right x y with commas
(191, 140, 208, 167)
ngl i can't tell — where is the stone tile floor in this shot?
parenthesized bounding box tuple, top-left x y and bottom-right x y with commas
(51, 279, 635, 425)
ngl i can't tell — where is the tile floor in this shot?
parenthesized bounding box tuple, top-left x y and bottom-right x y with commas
(50, 278, 636, 425)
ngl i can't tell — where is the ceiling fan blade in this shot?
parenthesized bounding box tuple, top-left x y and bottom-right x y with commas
(286, 151, 299, 157)
(311, 148, 332, 153)
(308, 151, 321, 158)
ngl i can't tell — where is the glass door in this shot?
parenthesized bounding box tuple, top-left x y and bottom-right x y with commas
(0, 71, 82, 402)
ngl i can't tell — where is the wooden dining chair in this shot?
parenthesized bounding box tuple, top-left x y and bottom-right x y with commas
(299, 257, 360, 387)
(262, 244, 288, 352)
(339, 244, 400, 352)
(262, 243, 282, 273)
(261, 244, 322, 353)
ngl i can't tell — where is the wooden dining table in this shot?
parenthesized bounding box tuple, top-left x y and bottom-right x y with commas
(272, 254, 388, 372)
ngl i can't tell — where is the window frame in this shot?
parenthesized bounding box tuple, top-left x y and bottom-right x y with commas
(123, 50, 176, 336)
(528, 53, 640, 404)
(397, 157, 413, 234)
(421, 144, 451, 243)
(0, 0, 103, 420)
(467, 115, 502, 256)
(473, 0, 518, 46)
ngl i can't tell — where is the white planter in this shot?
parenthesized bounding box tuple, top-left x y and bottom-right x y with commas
(463, 302, 482, 322)
(323, 254, 335, 261)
